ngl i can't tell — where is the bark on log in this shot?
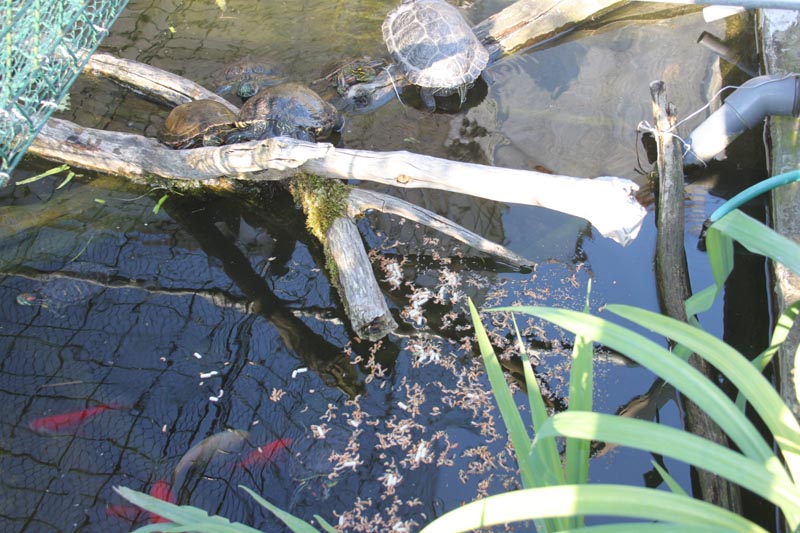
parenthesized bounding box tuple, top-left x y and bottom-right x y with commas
(650, 80, 742, 514)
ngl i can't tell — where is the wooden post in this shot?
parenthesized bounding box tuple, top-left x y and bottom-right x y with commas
(650, 80, 742, 514)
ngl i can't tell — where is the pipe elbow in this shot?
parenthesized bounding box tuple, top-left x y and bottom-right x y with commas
(683, 74, 800, 166)
(725, 74, 800, 128)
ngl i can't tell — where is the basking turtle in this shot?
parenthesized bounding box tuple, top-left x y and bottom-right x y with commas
(229, 83, 343, 143)
(213, 59, 284, 101)
(382, 0, 489, 110)
(158, 99, 238, 149)
(327, 57, 386, 96)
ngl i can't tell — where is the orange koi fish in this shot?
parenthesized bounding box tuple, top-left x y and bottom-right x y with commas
(237, 438, 292, 470)
(28, 404, 121, 435)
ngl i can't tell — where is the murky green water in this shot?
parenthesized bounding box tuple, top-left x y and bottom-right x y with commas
(0, 1, 771, 531)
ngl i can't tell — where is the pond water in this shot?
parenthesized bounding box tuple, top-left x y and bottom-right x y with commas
(1, 1, 772, 531)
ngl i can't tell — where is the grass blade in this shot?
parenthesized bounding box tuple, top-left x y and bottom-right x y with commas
(419, 485, 767, 533)
(537, 412, 800, 513)
(469, 300, 536, 487)
(651, 460, 687, 496)
(510, 315, 564, 493)
(239, 485, 321, 533)
(564, 282, 593, 528)
(15, 164, 70, 185)
(471, 301, 564, 531)
(114, 486, 262, 533)
(711, 210, 800, 276)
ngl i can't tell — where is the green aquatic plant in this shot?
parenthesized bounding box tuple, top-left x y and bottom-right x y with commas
(422, 208, 800, 532)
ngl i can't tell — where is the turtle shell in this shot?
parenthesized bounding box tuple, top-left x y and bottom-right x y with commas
(213, 59, 284, 100)
(158, 100, 237, 149)
(233, 83, 342, 142)
(382, 0, 488, 91)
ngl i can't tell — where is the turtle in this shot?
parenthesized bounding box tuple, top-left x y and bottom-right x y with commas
(326, 57, 387, 96)
(213, 59, 284, 101)
(228, 82, 343, 143)
(158, 99, 238, 149)
(382, 0, 489, 111)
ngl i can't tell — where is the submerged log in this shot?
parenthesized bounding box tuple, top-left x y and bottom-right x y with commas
(650, 81, 742, 514)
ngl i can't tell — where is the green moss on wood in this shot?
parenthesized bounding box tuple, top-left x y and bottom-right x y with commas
(289, 175, 350, 244)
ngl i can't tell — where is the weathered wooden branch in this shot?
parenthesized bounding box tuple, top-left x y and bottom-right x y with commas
(650, 80, 742, 514)
(347, 188, 534, 268)
(31, 117, 644, 247)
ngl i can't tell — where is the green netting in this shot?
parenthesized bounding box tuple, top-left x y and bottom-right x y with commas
(0, 0, 128, 185)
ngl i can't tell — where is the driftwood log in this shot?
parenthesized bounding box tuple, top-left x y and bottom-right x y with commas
(650, 81, 742, 514)
(25, 0, 655, 339)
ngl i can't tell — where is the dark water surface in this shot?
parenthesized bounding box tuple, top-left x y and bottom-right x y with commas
(1, 1, 770, 531)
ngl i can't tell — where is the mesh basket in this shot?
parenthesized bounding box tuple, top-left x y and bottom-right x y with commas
(0, 0, 128, 185)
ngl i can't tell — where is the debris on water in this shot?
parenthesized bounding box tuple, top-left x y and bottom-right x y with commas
(192, 352, 203, 359)
(199, 370, 219, 379)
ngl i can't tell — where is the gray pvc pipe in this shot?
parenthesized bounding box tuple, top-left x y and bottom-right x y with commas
(683, 74, 800, 166)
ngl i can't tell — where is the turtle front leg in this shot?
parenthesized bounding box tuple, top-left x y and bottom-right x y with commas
(419, 88, 437, 112)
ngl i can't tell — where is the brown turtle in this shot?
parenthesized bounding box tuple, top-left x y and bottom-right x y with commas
(158, 99, 238, 149)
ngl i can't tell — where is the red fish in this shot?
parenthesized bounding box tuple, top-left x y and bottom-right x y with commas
(106, 504, 142, 521)
(107, 479, 176, 525)
(237, 438, 291, 470)
(28, 404, 121, 435)
(147, 479, 176, 524)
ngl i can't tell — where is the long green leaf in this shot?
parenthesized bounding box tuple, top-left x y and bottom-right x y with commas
(15, 164, 70, 185)
(558, 525, 739, 533)
(712, 210, 800, 275)
(563, 282, 593, 529)
(685, 221, 734, 323)
(419, 485, 767, 533)
(737, 301, 800, 409)
(470, 301, 564, 532)
(536, 412, 800, 514)
(238, 485, 321, 533)
(114, 486, 262, 533)
(468, 300, 536, 488)
(607, 304, 800, 484)
(651, 460, 688, 496)
(509, 315, 565, 494)
(487, 306, 774, 466)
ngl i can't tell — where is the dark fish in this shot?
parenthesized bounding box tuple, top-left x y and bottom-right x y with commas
(28, 404, 122, 435)
(173, 429, 250, 482)
(237, 438, 292, 470)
